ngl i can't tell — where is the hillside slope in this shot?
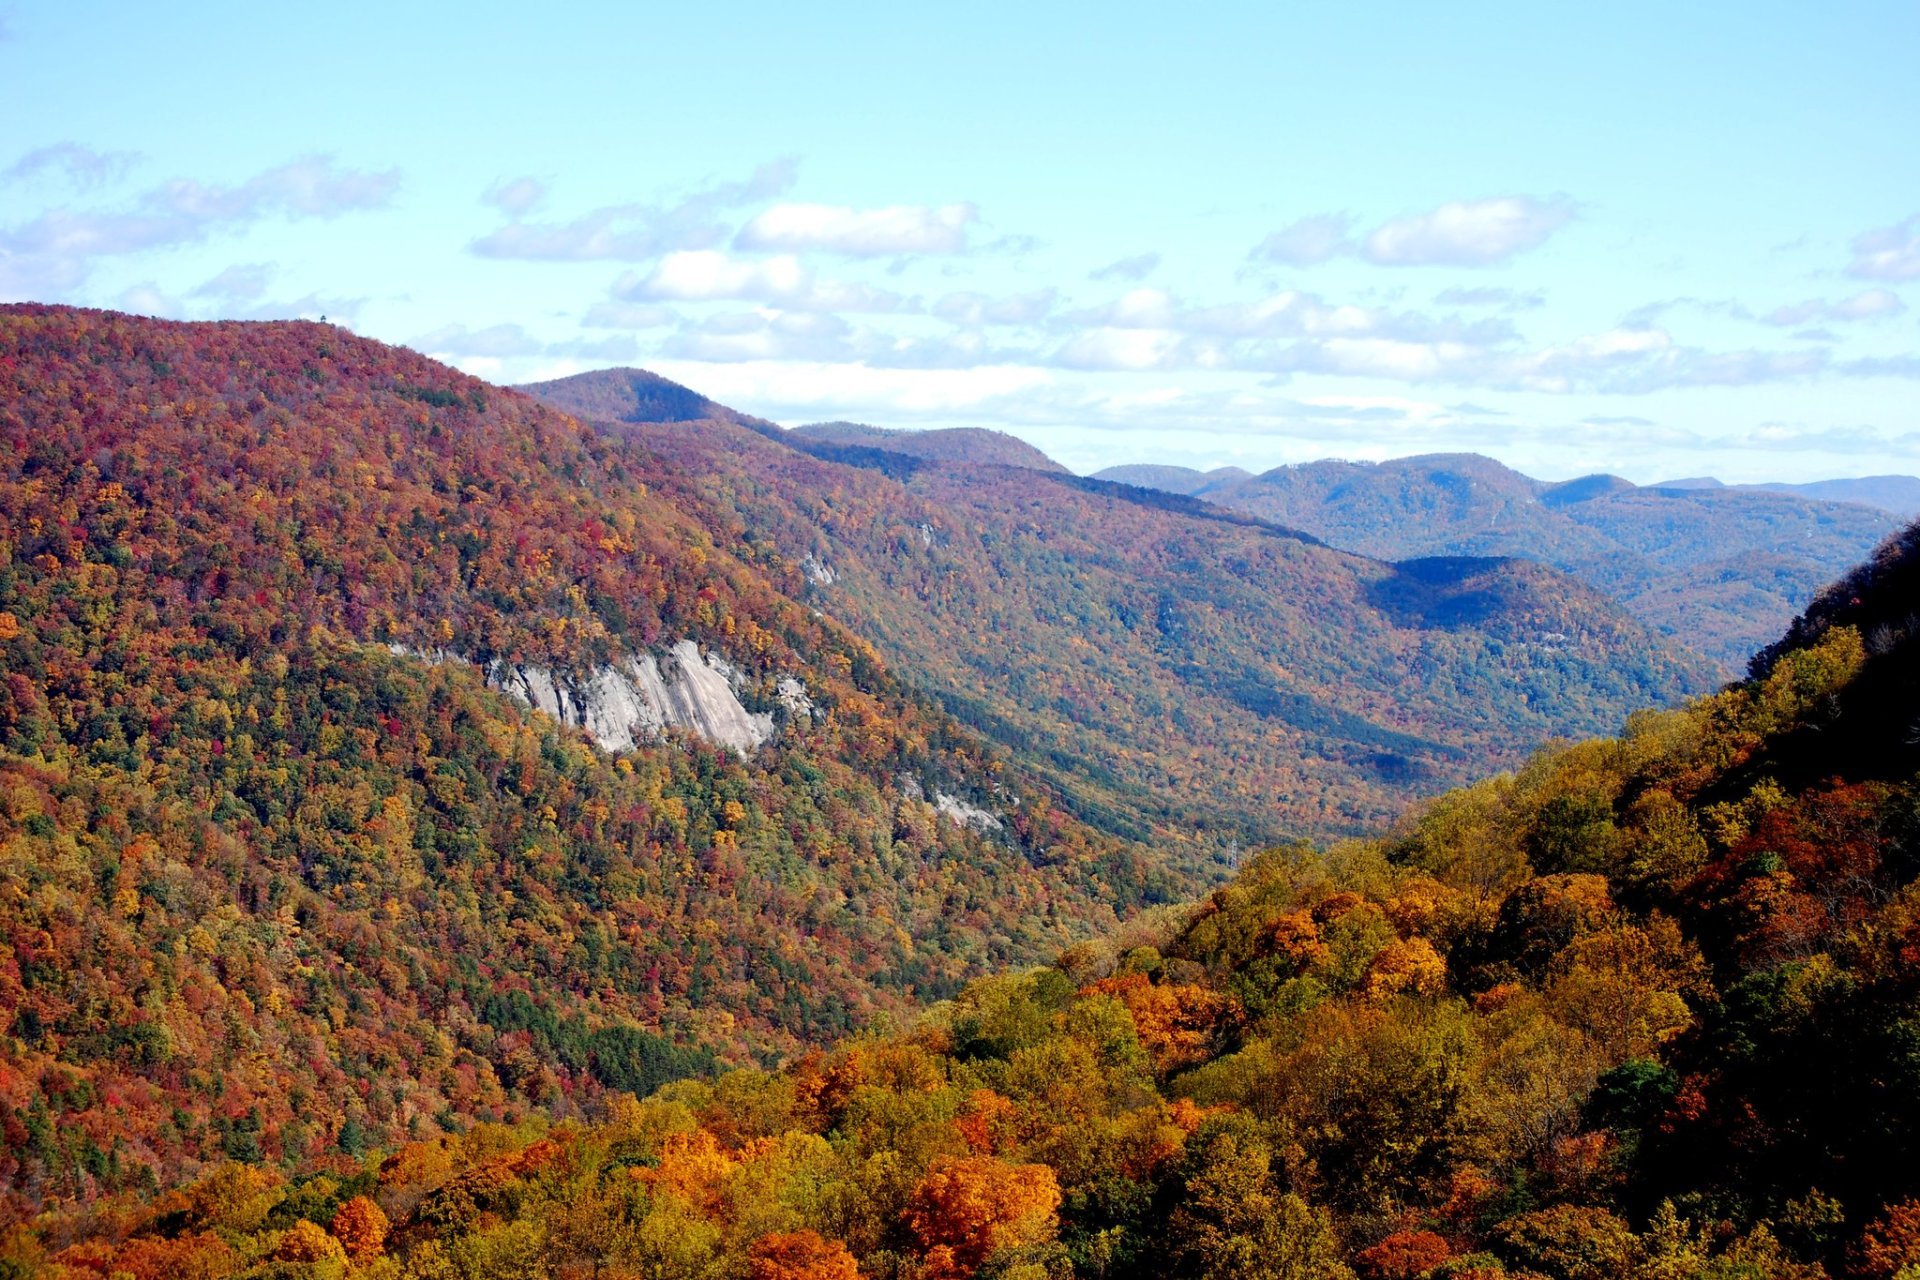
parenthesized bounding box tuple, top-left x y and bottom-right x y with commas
(1122, 453, 1897, 671)
(527, 373, 1714, 853)
(0, 306, 1171, 1214)
(789, 420, 1071, 473)
(31, 519, 1920, 1278)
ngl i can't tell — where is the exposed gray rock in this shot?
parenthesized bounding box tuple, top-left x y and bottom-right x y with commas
(801, 553, 836, 586)
(934, 791, 1003, 833)
(777, 676, 815, 719)
(389, 640, 775, 755)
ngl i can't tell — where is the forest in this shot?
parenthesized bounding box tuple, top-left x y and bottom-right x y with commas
(5, 306, 1920, 1278)
(530, 369, 1711, 852)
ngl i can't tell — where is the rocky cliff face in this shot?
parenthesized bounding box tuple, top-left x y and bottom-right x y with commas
(396, 639, 783, 754)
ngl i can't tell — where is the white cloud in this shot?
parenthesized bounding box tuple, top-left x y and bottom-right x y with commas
(484, 176, 547, 216)
(663, 309, 857, 363)
(1250, 197, 1575, 270)
(1053, 327, 1191, 371)
(615, 250, 906, 312)
(190, 262, 273, 301)
(1363, 196, 1575, 266)
(1435, 285, 1546, 309)
(412, 323, 545, 358)
(4, 142, 139, 188)
(1762, 288, 1905, 326)
(0, 155, 398, 299)
(734, 202, 976, 256)
(1089, 252, 1161, 281)
(156, 156, 400, 221)
(1249, 214, 1355, 266)
(470, 159, 796, 261)
(932, 288, 1057, 326)
(1846, 214, 1920, 282)
(581, 300, 677, 330)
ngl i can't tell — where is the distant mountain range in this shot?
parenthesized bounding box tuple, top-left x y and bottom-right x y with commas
(528, 369, 1713, 849)
(1651, 472, 1920, 516)
(1092, 454, 1902, 671)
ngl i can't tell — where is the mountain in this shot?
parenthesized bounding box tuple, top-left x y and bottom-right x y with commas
(0, 306, 1176, 1215)
(1090, 463, 1254, 496)
(39, 515, 1920, 1280)
(527, 373, 1714, 853)
(513, 365, 782, 436)
(788, 420, 1070, 473)
(1654, 473, 1920, 517)
(1752, 475, 1920, 517)
(1123, 453, 1899, 672)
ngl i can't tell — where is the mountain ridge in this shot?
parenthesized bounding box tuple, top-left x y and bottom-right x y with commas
(526, 369, 1716, 850)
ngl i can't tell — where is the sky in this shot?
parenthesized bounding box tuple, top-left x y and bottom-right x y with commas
(2, 1, 1917, 483)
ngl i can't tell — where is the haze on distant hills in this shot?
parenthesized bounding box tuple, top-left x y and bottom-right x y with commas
(1094, 453, 1900, 672)
(527, 369, 1713, 851)
(792, 420, 1070, 473)
(1650, 472, 1920, 516)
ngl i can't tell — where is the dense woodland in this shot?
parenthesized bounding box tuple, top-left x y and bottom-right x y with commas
(15, 519, 1920, 1279)
(532, 371, 1709, 850)
(6, 307, 1920, 1279)
(0, 305, 1174, 1232)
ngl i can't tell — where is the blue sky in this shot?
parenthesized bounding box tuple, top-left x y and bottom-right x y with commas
(3, 1, 1917, 482)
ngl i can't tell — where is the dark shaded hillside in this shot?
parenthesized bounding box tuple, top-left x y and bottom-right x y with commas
(526, 375, 1714, 853)
(1128, 453, 1898, 672)
(0, 306, 1167, 1215)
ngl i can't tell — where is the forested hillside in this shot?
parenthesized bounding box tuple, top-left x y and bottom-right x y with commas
(789, 423, 1070, 474)
(22, 511, 1920, 1278)
(0, 305, 1175, 1222)
(1099, 453, 1897, 672)
(529, 372, 1713, 851)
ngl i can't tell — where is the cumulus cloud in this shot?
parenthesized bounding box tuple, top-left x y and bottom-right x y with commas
(1846, 214, 1920, 282)
(662, 310, 858, 364)
(1435, 285, 1545, 309)
(1363, 196, 1575, 266)
(470, 158, 796, 261)
(1249, 214, 1355, 266)
(190, 262, 273, 301)
(734, 201, 976, 256)
(581, 300, 677, 330)
(1842, 355, 1920, 379)
(412, 323, 545, 358)
(156, 156, 400, 221)
(2, 155, 398, 261)
(4, 142, 139, 188)
(932, 288, 1057, 326)
(615, 250, 907, 312)
(1089, 252, 1161, 281)
(1762, 288, 1906, 326)
(0, 155, 397, 300)
(413, 323, 642, 363)
(1053, 326, 1193, 372)
(544, 334, 641, 362)
(1250, 197, 1574, 270)
(484, 176, 547, 216)
(118, 278, 365, 324)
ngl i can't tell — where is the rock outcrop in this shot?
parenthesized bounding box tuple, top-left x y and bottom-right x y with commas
(395, 639, 780, 755)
